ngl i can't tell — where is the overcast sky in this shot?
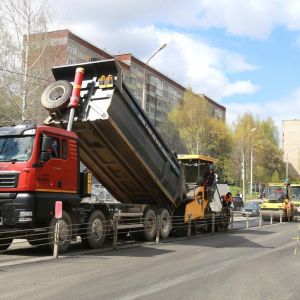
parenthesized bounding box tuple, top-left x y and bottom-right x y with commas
(51, 0, 300, 131)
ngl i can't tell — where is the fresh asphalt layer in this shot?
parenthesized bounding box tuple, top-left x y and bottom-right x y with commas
(0, 222, 299, 300)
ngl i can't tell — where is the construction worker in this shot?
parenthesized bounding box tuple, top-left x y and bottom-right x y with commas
(223, 192, 233, 215)
(203, 165, 216, 200)
(203, 165, 215, 187)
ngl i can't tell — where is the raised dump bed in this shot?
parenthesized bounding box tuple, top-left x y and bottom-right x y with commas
(44, 59, 186, 208)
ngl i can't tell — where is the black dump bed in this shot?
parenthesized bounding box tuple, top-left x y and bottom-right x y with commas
(44, 59, 186, 208)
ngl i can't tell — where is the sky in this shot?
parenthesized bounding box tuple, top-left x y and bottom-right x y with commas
(51, 0, 300, 132)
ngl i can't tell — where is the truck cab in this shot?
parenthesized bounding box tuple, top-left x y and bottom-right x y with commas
(289, 184, 300, 216)
(0, 124, 80, 229)
(260, 183, 294, 221)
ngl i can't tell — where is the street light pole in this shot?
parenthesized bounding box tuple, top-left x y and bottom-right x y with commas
(142, 43, 167, 111)
(242, 150, 245, 202)
(249, 128, 256, 197)
(250, 145, 254, 197)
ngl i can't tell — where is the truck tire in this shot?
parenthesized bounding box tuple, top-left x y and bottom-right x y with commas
(82, 210, 107, 249)
(159, 208, 172, 239)
(0, 236, 13, 251)
(131, 207, 157, 241)
(41, 80, 72, 112)
(48, 210, 72, 254)
(144, 207, 157, 241)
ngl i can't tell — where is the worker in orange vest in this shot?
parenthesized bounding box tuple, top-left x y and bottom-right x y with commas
(223, 192, 233, 214)
(224, 192, 233, 204)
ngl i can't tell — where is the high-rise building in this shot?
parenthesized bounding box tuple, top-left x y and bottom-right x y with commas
(115, 54, 186, 126)
(282, 120, 300, 179)
(28, 29, 226, 126)
(28, 29, 112, 73)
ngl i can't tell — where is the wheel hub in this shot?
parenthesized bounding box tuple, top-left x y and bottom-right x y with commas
(58, 219, 69, 244)
(91, 218, 104, 241)
(49, 86, 65, 102)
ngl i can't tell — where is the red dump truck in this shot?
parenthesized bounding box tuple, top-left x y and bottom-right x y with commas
(0, 59, 230, 252)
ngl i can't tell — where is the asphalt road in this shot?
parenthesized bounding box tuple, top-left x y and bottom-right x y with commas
(0, 214, 279, 266)
(0, 222, 300, 300)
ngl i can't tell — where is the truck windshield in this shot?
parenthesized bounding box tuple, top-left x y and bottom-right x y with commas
(0, 136, 34, 162)
(267, 186, 285, 201)
(291, 186, 300, 200)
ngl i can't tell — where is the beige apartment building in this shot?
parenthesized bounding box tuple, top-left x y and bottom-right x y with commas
(282, 120, 300, 179)
(28, 29, 226, 126)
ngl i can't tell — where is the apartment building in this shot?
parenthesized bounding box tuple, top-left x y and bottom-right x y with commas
(28, 29, 226, 126)
(282, 120, 300, 179)
(115, 54, 186, 126)
(28, 29, 111, 76)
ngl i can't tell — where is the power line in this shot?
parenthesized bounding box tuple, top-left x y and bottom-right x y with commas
(0, 67, 54, 82)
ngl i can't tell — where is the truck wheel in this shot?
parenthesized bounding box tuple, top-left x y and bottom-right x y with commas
(144, 208, 157, 241)
(41, 80, 72, 112)
(48, 210, 72, 253)
(0, 236, 13, 251)
(82, 210, 107, 249)
(159, 208, 172, 239)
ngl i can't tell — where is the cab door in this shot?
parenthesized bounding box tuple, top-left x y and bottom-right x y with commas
(36, 134, 63, 192)
(59, 138, 78, 193)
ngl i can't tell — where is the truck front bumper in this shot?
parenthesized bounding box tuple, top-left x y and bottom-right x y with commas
(0, 193, 35, 227)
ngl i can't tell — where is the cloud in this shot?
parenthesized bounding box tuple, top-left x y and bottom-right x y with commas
(225, 86, 300, 130)
(49, 0, 300, 129)
(50, 1, 259, 100)
(52, 0, 300, 41)
(198, 0, 300, 39)
(153, 31, 259, 99)
(198, 0, 278, 39)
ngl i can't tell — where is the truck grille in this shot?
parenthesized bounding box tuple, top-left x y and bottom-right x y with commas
(0, 173, 19, 188)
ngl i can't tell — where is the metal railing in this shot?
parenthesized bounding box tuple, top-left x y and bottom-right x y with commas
(0, 209, 294, 260)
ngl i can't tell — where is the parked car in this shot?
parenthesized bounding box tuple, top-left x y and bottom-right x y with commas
(241, 200, 261, 217)
(232, 196, 244, 211)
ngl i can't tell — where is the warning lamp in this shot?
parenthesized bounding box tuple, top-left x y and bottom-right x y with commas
(98, 74, 113, 88)
(106, 74, 113, 87)
(98, 75, 106, 87)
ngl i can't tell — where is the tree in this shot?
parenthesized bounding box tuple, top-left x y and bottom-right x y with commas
(163, 90, 232, 155)
(231, 113, 284, 189)
(0, 0, 54, 125)
(159, 89, 233, 177)
(158, 118, 187, 154)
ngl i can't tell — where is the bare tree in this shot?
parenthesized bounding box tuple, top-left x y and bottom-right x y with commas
(0, 0, 54, 125)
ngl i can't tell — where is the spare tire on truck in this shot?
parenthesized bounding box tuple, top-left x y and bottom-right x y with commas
(41, 80, 72, 112)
